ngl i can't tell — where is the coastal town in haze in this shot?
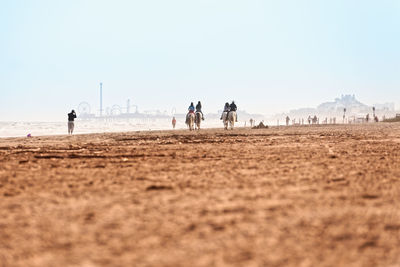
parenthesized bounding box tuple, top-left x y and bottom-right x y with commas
(271, 94, 397, 125)
(75, 90, 398, 127)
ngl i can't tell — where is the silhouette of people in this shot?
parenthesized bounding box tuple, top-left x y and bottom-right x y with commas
(312, 115, 317, 124)
(68, 110, 77, 135)
(286, 116, 290, 126)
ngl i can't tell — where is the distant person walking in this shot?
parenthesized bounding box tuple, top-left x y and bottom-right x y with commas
(68, 110, 77, 135)
(286, 116, 290, 126)
(172, 117, 176, 129)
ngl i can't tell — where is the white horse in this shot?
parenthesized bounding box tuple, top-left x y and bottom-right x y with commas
(186, 113, 195, 131)
(228, 111, 236, 130)
(222, 111, 236, 130)
(195, 112, 202, 130)
(222, 112, 228, 130)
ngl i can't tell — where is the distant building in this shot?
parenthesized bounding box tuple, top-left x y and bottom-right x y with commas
(317, 94, 368, 113)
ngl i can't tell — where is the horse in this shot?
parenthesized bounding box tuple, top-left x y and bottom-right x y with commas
(186, 112, 195, 131)
(195, 112, 202, 130)
(228, 111, 236, 130)
(222, 111, 236, 130)
(222, 112, 229, 130)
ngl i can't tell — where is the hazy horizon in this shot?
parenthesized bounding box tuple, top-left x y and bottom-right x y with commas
(1, 0, 399, 121)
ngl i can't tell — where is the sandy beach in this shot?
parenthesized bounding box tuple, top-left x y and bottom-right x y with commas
(1, 123, 400, 267)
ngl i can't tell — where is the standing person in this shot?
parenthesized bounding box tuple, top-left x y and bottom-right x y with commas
(195, 101, 205, 120)
(286, 116, 290, 126)
(68, 110, 77, 135)
(172, 117, 176, 129)
(229, 101, 238, 122)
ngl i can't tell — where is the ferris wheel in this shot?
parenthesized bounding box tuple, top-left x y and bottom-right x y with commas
(78, 102, 91, 116)
(111, 105, 122, 116)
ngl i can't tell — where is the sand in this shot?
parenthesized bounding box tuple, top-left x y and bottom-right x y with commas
(1, 123, 400, 267)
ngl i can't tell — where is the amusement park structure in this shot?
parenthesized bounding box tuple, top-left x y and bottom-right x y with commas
(77, 83, 172, 120)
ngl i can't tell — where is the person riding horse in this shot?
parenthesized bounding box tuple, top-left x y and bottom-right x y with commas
(188, 102, 195, 113)
(220, 102, 230, 120)
(196, 101, 204, 120)
(228, 101, 238, 122)
(186, 102, 195, 123)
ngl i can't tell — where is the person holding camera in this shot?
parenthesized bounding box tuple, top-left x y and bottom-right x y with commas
(68, 110, 77, 135)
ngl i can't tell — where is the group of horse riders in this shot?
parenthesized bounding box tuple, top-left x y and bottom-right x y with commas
(187, 101, 205, 121)
(221, 101, 238, 122)
(185, 100, 238, 130)
(186, 101, 238, 122)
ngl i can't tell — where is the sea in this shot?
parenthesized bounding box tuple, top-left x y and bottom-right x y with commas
(0, 118, 229, 138)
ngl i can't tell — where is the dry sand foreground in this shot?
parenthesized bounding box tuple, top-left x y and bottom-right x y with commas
(1, 124, 400, 267)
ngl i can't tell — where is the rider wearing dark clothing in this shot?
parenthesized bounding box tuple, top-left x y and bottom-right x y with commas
(229, 102, 237, 112)
(228, 101, 238, 122)
(195, 101, 204, 120)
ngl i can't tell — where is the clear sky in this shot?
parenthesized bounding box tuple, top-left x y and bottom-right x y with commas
(1, 0, 399, 121)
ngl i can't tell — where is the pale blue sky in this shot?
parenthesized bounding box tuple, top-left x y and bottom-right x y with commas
(1, 0, 399, 121)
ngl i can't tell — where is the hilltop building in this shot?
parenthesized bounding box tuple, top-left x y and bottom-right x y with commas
(317, 94, 369, 113)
